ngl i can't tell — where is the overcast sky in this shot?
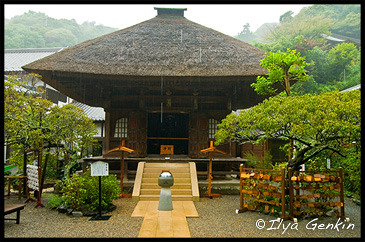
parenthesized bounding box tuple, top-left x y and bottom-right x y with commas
(4, 4, 313, 36)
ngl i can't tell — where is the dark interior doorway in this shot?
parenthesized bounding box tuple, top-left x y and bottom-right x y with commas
(147, 113, 189, 154)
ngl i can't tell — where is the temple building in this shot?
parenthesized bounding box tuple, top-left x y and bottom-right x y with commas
(22, 7, 285, 177)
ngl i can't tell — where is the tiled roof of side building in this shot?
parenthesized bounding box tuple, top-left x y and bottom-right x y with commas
(340, 84, 361, 93)
(71, 100, 105, 121)
(5, 47, 66, 72)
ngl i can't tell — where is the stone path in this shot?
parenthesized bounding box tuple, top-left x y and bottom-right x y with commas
(131, 200, 199, 237)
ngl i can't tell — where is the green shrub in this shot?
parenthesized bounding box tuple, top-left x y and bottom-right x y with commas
(61, 170, 119, 212)
(46, 194, 63, 209)
(306, 148, 361, 198)
(272, 162, 287, 170)
(244, 151, 273, 169)
(53, 180, 64, 194)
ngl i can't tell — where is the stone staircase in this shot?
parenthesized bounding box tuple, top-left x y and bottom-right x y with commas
(132, 162, 199, 202)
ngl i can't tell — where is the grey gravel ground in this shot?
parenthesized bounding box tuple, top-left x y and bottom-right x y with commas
(189, 195, 361, 238)
(4, 194, 361, 238)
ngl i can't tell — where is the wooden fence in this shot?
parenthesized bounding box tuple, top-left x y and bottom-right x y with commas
(238, 164, 345, 221)
(288, 167, 345, 220)
(238, 166, 288, 219)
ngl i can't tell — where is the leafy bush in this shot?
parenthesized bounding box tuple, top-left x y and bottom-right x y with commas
(46, 194, 63, 209)
(61, 170, 119, 212)
(306, 147, 361, 198)
(53, 180, 64, 194)
(272, 162, 287, 171)
(244, 151, 273, 169)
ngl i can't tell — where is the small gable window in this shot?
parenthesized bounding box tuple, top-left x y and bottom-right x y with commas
(208, 118, 219, 139)
(114, 118, 128, 138)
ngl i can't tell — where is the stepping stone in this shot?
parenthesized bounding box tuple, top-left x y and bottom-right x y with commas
(132, 201, 199, 237)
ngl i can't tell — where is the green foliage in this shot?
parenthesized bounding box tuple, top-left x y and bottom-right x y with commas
(61, 173, 85, 211)
(54, 180, 64, 194)
(5, 11, 117, 48)
(43, 153, 60, 180)
(251, 5, 360, 96)
(306, 147, 361, 197)
(235, 23, 255, 44)
(272, 162, 287, 171)
(328, 43, 359, 81)
(244, 151, 273, 169)
(301, 4, 360, 39)
(304, 46, 331, 84)
(216, 90, 360, 171)
(279, 11, 294, 24)
(61, 171, 119, 212)
(4, 75, 98, 179)
(252, 48, 308, 96)
(263, 4, 360, 51)
(334, 150, 361, 197)
(46, 194, 64, 209)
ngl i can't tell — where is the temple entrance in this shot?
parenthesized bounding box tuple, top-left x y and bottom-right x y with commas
(147, 113, 189, 155)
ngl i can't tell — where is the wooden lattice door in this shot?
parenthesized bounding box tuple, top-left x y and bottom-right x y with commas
(128, 112, 147, 157)
(189, 112, 209, 158)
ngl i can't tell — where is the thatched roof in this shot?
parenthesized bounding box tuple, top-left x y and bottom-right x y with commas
(23, 12, 266, 77)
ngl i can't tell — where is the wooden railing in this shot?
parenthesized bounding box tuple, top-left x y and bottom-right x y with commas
(237, 165, 287, 219)
(237, 165, 346, 221)
(288, 167, 345, 220)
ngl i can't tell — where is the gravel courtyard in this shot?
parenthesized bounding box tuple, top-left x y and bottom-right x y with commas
(4, 194, 361, 238)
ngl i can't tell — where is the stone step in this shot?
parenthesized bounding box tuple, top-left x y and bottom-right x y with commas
(142, 177, 191, 184)
(141, 183, 191, 189)
(140, 189, 192, 195)
(143, 167, 190, 173)
(143, 172, 190, 178)
(144, 162, 190, 168)
(133, 162, 199, 202)
(139, 194, 193, 201)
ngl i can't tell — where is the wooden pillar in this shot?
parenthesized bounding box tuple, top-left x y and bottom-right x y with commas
(103, 110, 111, 155)
(288, 167, 294, 220)
(239, 164, 244, 211)
(280, 167, 286, 219)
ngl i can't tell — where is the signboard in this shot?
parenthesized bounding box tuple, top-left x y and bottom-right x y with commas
(299, 164, 305, 172)
(91, 161, 109, 176)
(327, 158, 331, 169)
(90, 161, 111, 221)
(26, 164, 39, 191)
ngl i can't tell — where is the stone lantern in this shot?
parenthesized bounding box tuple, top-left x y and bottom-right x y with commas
(158, 170, 174, 211)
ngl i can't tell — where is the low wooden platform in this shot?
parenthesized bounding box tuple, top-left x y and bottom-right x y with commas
(4, 204, 26, 224)
(131, 201, 199, 238)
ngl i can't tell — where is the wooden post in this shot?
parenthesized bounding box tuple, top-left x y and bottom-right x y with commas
(23, 150, 28, 196)
(35, 141, 44, 208)
(288, 167, 294, 220)
(338, 167, 345, 220)
(40, 150, 49, 196)
(18, 178, 23, 200)
(208, 152, 213, 198)
(120, 141, 125, 197)
(106, 139, 134, 198)
(280, 167, 286, 219)
(7, 177, 11, 196)
(239, 164, 244, 211)
(200, 141, 225, 198)
(103, 110, 111, 154)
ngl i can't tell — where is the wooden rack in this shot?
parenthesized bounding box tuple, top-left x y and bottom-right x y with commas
(237, 165, 288, 219)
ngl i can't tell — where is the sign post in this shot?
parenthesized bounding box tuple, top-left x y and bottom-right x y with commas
(106, 140, 134, 198)
(200, 141, 226, 198)
(90, 161, 111, 221)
